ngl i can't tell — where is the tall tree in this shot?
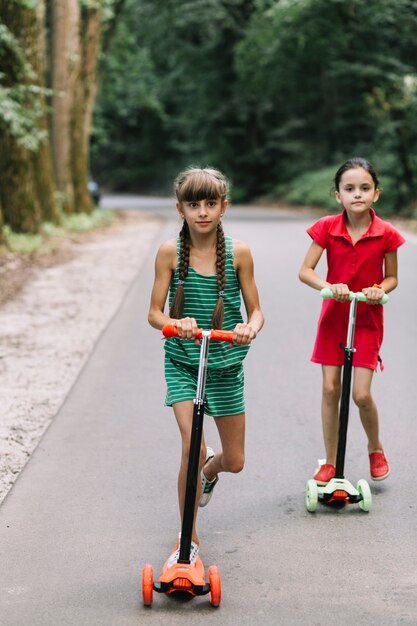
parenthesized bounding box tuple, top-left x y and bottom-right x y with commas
(50, 0, 80, 213)
(50, 0, 102, 214)
(70, 1, 102, 213)
(31, 0, 60, 224)
(0, 0, 58, 232)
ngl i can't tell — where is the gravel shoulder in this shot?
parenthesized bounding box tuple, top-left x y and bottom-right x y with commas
(0, 210, 162, 504)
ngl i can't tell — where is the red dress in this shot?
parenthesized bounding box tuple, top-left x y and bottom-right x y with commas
(307, 209, 405, 370)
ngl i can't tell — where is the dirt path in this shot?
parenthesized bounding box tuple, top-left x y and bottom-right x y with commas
(0, 210, 162, 504)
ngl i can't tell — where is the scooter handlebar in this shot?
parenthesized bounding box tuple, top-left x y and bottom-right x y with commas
(162, 324, 235, 343)
(320, 287, 388, 305)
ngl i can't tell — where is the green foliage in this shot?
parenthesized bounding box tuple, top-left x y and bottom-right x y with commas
(279, 167, 339, 212)
(61, 208, 114, 232)
(280, 166, 397, 216)
(2, 225, 42, 253)
(91, 1, 168, 190)
(0, 83, 48, 150)
(0, 24, 49, 150)
(91, 0, 417, 214)
(1, 210, 115, 254)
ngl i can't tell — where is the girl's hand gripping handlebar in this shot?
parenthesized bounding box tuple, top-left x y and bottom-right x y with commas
(320, 287, 389, 305)
(162, 324, 235, 344)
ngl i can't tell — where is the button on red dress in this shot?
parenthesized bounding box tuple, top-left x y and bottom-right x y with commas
(307, 209, 405, 370)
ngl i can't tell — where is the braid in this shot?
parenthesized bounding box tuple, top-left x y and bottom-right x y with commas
(169, 221, 190, 319)
(211, 222, 226, 329)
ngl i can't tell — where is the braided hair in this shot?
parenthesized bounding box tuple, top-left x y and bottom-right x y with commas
(169, 167, 229, 329)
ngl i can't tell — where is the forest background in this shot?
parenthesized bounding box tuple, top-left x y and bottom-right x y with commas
(1, 0, 417, 240)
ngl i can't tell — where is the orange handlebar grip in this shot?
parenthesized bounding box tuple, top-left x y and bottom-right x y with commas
(162, 324, 179, 338)
(210, 329, 234, 343)
(162, 325, 233, 343)
(162, 324, 203, 339)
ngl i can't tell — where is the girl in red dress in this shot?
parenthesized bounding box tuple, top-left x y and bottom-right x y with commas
(299, 158, 405, 484)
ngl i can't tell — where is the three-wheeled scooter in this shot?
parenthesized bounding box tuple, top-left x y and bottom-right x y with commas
(305, 287, 388, 513)
(142, 324, 235, 607)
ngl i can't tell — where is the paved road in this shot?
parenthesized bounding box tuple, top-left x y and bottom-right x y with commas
(0, 198, 416, 625)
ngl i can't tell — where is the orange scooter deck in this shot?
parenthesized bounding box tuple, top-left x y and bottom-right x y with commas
(159, 553, 207, 594)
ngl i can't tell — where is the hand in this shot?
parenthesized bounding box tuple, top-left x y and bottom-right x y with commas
(174, 317, 199, 340)
(232, 323, 257, 346)
(329, 283, 350, 303)
(362, 286, 385, 305)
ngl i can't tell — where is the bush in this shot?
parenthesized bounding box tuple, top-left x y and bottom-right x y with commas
(284, 167, 337, 212)
(279, 166, 398, 216)
(1, 209, 115, 254)
(62, 209, 114, 232)
(3, 226, 42, 253)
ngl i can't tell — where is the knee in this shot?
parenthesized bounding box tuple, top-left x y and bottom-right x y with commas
(222, 452, 245, 474)
(322, 380, 341, 403)
(352, 389, 372, 410)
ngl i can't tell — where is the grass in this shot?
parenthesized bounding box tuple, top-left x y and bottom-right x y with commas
(275, 166, 400, 217)
(2, 209, 115, 254)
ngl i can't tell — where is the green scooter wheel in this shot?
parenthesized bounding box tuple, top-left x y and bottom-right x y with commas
(357, 479, 372, 512)
(306, 479, 318, 512)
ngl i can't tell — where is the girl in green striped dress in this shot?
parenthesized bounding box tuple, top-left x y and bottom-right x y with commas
(148, 167, 264, 566)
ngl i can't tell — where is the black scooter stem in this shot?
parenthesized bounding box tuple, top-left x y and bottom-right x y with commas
(178, 332, 211, 563)
(335, 349, 353, 478)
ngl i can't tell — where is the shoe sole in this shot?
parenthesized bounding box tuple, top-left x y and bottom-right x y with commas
(370, 468, 390, 481)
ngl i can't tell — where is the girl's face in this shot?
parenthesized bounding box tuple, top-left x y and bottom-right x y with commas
(335, 167, 379, 215)
(177, 197, 227, 234)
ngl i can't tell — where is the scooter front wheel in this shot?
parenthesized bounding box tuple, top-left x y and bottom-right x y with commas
(208, 565, 221, 607)
(306, 479, 318, 512)
(357, 479, 372, 512)
(142, 563, 154, 606)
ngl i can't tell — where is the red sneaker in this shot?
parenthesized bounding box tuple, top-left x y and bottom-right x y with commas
(313, 463, 336, 485)
(369, 451, 390, 481)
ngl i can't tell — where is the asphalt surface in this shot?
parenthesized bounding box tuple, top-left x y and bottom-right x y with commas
(0, 198, 416, 625)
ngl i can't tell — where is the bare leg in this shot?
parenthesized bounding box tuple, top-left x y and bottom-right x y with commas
(202, 413, 245, 481)
(352, 367, 382, 452)
(321, 366, 342, 465)
(172, 400, 208, 545)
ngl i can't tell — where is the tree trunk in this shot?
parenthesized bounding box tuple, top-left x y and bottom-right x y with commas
(0, 1, 43, 233)
(50, 0, 80, 213)
(0, 136, 42, 233)
(31, 0, 60, 225)
(71, 4, 102, 214)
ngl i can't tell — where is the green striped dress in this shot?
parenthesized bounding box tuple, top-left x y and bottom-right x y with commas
(164, 235, 249, 416)
(165, 235, 250, 367)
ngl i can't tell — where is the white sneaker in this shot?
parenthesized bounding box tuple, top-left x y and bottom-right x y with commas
(199, 446, 219, 508)
(167, 533, 199, 568)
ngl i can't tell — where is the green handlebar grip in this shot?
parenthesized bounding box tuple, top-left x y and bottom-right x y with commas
(320, 287, 334, 300)
(320, 287, 388, 304)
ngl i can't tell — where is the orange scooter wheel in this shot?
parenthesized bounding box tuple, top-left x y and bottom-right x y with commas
(142, 564, 154, 606)
(208, 565, 221, 607)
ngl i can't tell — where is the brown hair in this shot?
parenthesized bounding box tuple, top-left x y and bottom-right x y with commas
(170, 167, 229, 329)
(334, 158, 380, 191)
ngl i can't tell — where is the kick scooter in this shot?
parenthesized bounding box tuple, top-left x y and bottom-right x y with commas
(305, 287, 388, 513)
(142, 324, 234, 607)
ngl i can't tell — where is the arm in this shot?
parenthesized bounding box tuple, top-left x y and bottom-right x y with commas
(299, 240, 350, 302)
(234, 240, 264, 345)
(362, 250, 399, 303)
(299, 241, 327, 290)
(148, 240, 178, 330)
(148, 240, 199, 337)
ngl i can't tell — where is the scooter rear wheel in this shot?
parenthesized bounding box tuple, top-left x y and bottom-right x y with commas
(306, 479, 318, 512)
(142, 564, 154, 606)
(357, 479, 372, 512)
(208, 565, 221, 607)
